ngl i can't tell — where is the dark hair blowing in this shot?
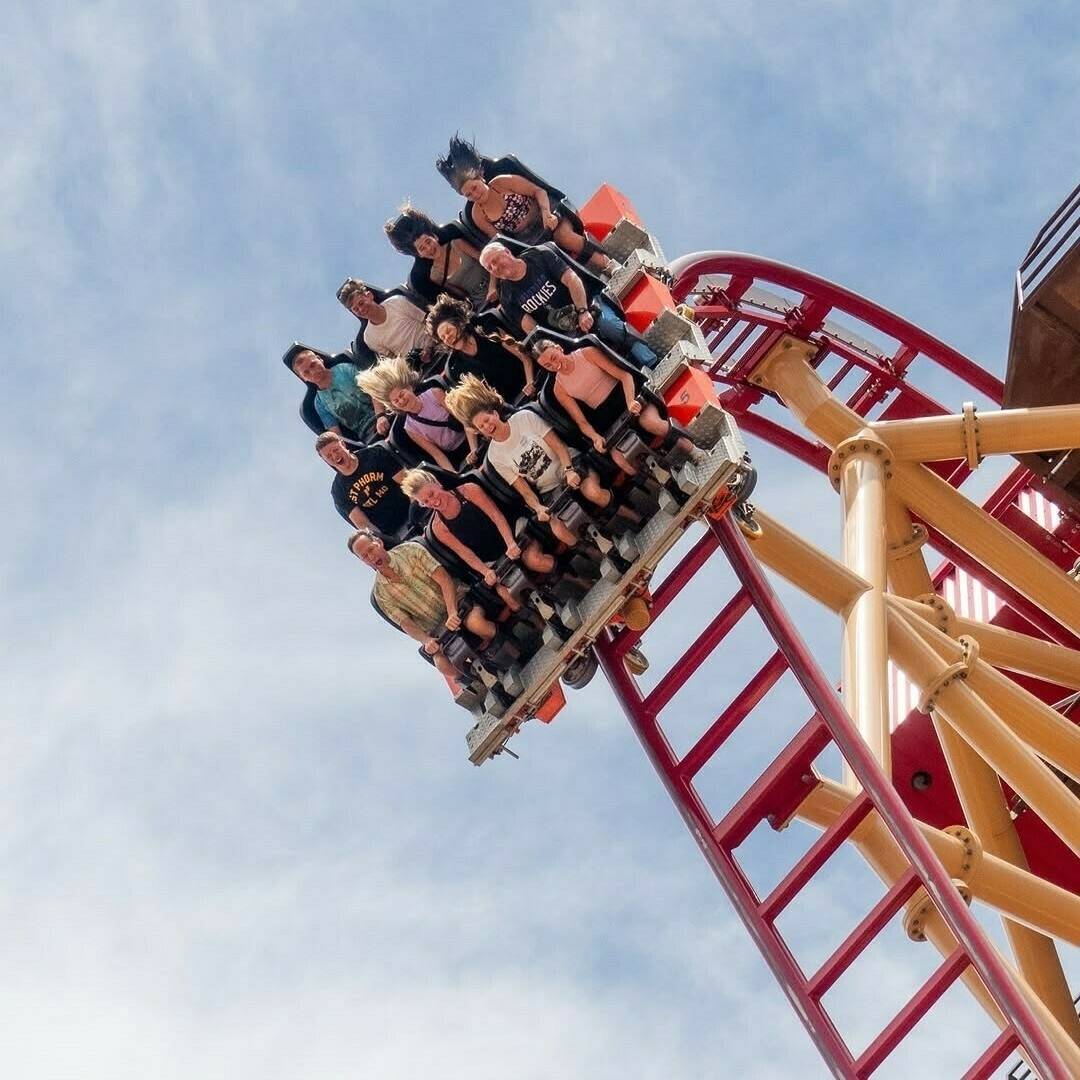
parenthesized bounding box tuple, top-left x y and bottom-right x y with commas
(435, 134, 484, 193)
(384, 203, 441, 256)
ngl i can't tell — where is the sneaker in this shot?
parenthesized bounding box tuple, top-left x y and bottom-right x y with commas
(623, 644, 650, 676)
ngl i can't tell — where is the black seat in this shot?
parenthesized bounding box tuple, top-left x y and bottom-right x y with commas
(282, 341, 365, 441)
(454, 152, 584, 249)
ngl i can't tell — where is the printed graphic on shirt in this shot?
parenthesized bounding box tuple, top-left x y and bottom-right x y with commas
(348, 469, 389, 508)
(519, 279, 558, 314)
(513, 438, 552, 484)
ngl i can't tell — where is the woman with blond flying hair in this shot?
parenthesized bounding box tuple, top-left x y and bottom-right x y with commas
(400, 467, 556, 608)
(357, 355, 477, 471)
(444, 374, 611, 549)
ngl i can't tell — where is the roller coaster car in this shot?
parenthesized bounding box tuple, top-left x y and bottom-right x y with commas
(465, 428, 748, 761)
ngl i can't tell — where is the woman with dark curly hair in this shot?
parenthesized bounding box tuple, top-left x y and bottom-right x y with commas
(384, 203, 492, 309)
(426, 294, 534, 403)
(435, 135, 614, 274)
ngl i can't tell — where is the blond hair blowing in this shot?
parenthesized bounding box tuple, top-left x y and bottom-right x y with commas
(399, 468, 439, 500)
(443, 373, 505, 427)
(355, 354, 419, 405)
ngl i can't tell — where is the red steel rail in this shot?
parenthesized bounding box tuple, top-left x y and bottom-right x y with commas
(593, 252, 1080, 1076)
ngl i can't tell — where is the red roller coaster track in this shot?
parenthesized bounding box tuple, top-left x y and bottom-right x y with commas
(591, 250, 1080, 1078)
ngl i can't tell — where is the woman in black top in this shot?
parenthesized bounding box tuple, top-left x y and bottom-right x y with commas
(385, 204, 492, 309)
(399, 468, 555, 586)
(426, 294, 534, 402)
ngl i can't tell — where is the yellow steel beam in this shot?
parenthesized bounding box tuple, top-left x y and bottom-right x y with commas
(886, 607, 1080, 859)
(892, 596, 1080, 690)
(871, 404, 1080, 463)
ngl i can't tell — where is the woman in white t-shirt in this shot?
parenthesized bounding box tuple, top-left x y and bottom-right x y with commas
(445, 374, 610, 548)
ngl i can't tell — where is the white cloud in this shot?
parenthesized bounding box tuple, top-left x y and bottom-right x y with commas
(3, 2, 1077, 1078)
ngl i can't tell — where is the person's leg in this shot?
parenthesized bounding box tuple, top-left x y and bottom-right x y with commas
(638, 404, 696, 458)
(610, 446, 636, 475)
(552, 219, 586, 257)
(636, 403, 669, 439)
(548, 516, 579, 548)
(495, 582, 522, 611)
(593, 299, 658, 369)
(571, 227, 615, 273)
(522, 540, 556, 575)
(432, 650, 461, 681)
(463, 604, 497, 645)
(579, 470, 612, 508)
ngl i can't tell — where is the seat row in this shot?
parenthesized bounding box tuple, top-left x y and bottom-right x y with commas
(278, 140, 755, 756)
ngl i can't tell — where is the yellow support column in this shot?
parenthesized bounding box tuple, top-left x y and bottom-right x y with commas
(833, 431, 893, 775)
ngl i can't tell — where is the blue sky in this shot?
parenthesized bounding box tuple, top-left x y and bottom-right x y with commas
(4, 2, 1080, 1077)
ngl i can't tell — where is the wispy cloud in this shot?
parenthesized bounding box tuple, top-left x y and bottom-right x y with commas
(3, 2, 1077, 1078)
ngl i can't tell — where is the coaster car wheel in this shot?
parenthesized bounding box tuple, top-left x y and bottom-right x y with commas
(561, 648, 599, 690)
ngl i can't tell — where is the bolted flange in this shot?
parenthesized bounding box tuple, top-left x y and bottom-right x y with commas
(911, 592, 956, 636)
(888, 523, 929, 564)
(917, 635, 980, 713)
(827, 433, 893, 492)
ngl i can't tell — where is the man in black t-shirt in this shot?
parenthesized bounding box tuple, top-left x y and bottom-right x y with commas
(483, 243, 581, 337)
(480, 242, 658, 368)
(316, 431, 410, 536)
